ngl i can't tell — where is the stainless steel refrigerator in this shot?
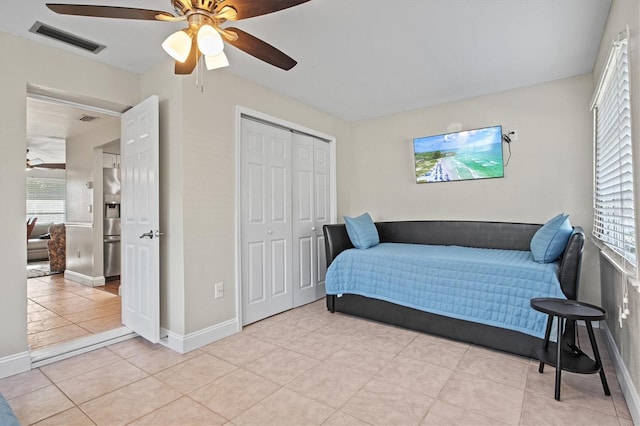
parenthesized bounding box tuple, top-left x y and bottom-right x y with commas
(103, 167, 121, 279)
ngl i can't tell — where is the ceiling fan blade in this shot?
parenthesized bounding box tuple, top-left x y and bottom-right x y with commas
(46, 4, 174, 21)
(28, 158, 45, 166)
(215, 0, 311, 20)
(35, 163, 66, 170)
(224, 28, 296, 70)
(155, 15, 188, 23)
(175, 39, 200, 74)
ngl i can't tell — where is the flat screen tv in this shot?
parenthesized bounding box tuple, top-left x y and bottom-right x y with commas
(413, 125, 504, 184)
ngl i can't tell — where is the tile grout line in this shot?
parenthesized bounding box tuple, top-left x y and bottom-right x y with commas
(5, 299, 630, 425)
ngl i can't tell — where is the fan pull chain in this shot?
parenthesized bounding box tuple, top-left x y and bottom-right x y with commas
(195, 56, 205, 93)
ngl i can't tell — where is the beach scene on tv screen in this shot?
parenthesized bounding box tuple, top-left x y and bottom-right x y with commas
(414, 126, 504, 183)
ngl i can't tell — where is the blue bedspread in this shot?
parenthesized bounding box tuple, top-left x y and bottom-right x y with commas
(325, 243, 565, 338)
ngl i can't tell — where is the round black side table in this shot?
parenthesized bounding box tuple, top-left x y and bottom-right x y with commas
(530, 297, 610, 401)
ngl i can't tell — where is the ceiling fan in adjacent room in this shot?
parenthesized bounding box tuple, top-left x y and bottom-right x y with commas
(26, 150, 65, 170)
(46, 0, 310, 74)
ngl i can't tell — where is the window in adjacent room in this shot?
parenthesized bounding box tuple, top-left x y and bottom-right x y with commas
(592, 28, 636, 266)
(26, 176, 66, 223)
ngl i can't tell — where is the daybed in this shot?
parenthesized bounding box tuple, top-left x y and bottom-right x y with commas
(323, 219, 585, 358)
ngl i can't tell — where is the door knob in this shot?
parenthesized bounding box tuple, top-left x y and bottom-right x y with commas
(267, 230, 273, 234)
(139, 230, 154, 239)
(311, 226, 316, 231)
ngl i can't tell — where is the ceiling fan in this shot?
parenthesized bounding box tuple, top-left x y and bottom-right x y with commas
(46, 0, 310, 74)
(26, 150, 65, 170)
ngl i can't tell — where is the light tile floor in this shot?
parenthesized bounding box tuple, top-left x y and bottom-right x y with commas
(27, 275, 122, 351)
(3, 299, 633, 425)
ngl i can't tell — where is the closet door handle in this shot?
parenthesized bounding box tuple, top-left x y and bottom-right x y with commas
(311, 226, 316, 231)
(267, 230, 273, 235)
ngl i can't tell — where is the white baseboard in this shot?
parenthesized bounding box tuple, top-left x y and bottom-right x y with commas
(160, 318, 239, 354)
(64, 270, 105, 287)
(0, 351, 31, 379)
(602, 323, 640, 424)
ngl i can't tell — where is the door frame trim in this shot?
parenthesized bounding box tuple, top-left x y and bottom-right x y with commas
(234, 106, 337, 331)
(25, 91, 129, 368)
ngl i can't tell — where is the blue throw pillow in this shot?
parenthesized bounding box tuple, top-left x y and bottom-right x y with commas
(530, 214, 573, 263)
(344, 213, 379, 249)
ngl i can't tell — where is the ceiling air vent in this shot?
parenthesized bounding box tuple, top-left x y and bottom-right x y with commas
(78, 114, 100, 122)
(29, 21, 106, 54)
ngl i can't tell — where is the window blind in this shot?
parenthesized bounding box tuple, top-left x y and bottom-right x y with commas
(592, 32, 636, 266)
(26, 176, 66, 223)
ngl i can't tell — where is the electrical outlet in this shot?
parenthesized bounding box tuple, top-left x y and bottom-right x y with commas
(214, 282, 224, 299)
(509, 129, 518, 141)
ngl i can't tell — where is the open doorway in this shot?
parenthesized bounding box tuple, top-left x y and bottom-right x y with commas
(26, 93, 125, 352)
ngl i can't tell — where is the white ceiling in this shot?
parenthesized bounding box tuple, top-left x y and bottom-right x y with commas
(2, 0, 610, 125)
(26, 97, 119, 163)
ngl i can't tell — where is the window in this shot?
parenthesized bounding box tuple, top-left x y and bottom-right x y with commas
(592, 30, 636, 266)
(26, 177, 66, 223)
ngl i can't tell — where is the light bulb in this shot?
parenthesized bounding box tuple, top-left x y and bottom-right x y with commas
(162, 30, 192, 63)
(205, 51, 230, 70)
(197, 24, 224, 56)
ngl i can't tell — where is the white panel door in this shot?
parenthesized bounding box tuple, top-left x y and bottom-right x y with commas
(241, 118, 293, 325)
(292, 134, 331, 306)
(292, 133, 316, 306)
(120, 95, 160, 343)
(313, 138, 331, 300)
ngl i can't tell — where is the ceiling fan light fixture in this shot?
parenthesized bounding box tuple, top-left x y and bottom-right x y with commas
(45, 0, 307, 73)
(205, 51, 230, 70)
(162, 30, 192, 63)
(197, 24, 224, 56)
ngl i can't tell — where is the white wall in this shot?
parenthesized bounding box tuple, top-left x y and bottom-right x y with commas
(140, 64, 186, 336)
(0, 31, 140, 366)
(141, 61, 352, 338)
(1, 27, 348, 363)
(66, 119, 121, 279)
(173, 71, 351, 335)
(65, 225, 94, 278)
(66, 120, 120, 222)
(347, 74, 598, 303)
